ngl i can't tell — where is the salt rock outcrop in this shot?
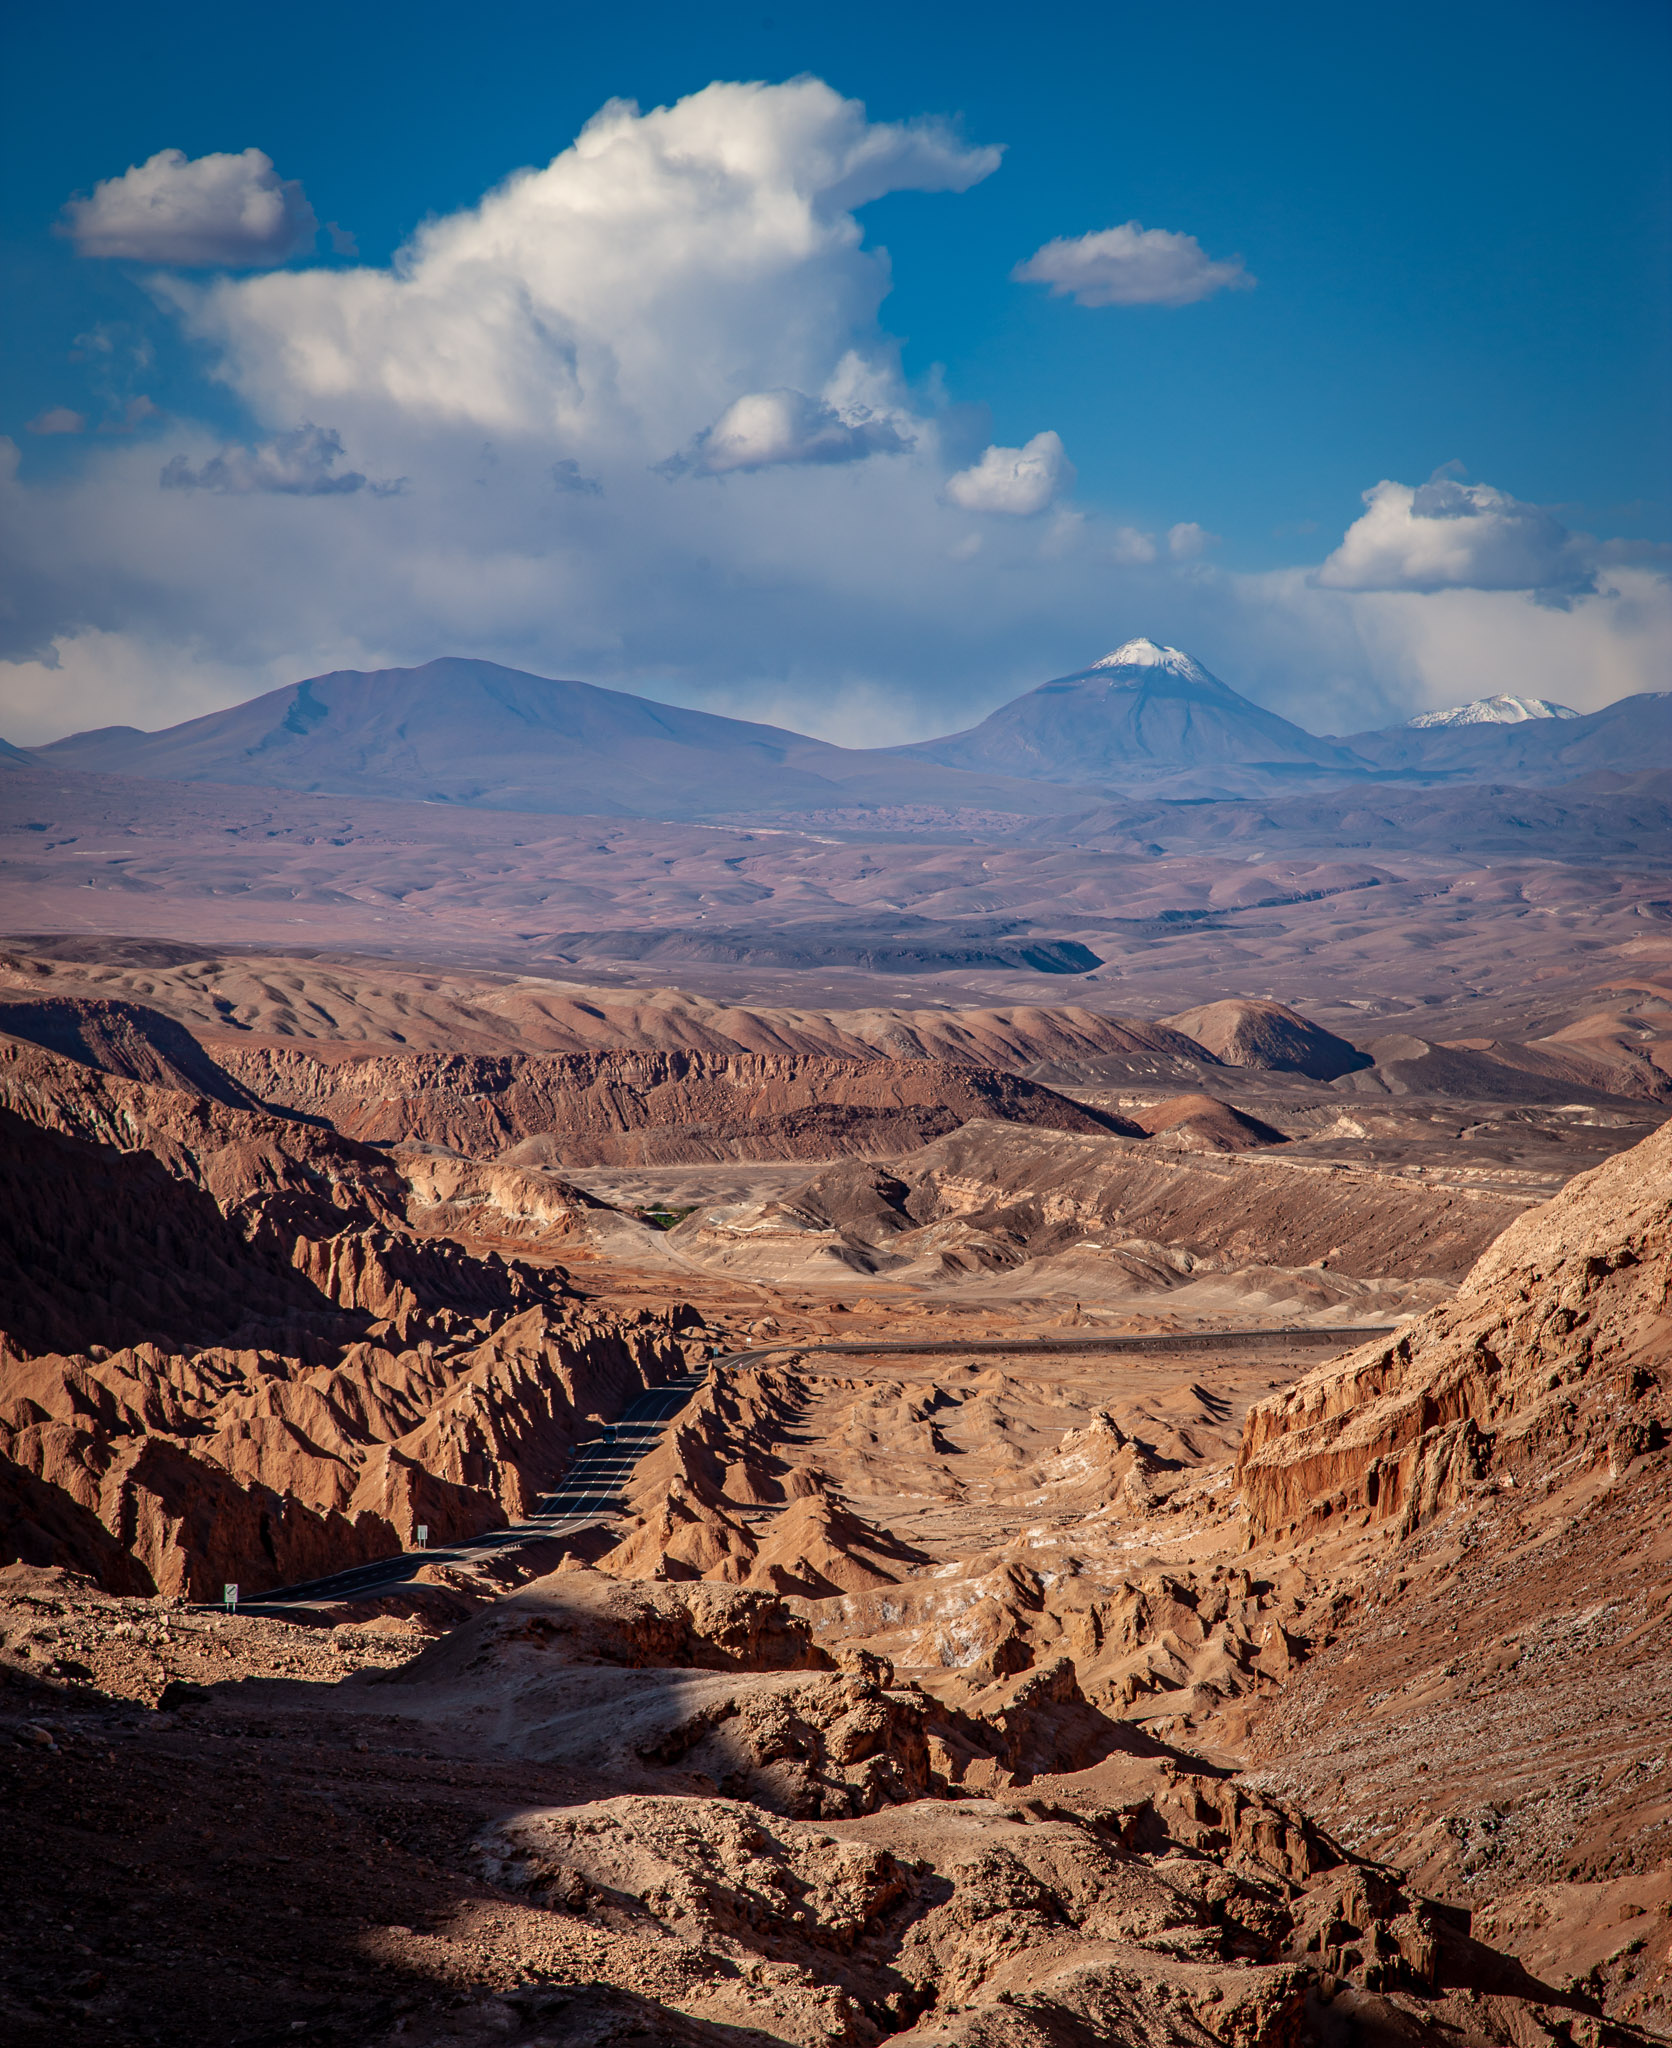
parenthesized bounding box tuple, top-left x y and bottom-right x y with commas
(589, 1372, 932, 1597)
(0, 1564, 1628, 2048)
(1235, 1115, 1672, 1539)
(742, 1490, 930, 1598)
(388, 1588, 941, 1818)
(622, 1366, 832, 1513)
(1224, 1116, 1672, 2034)
(570, 1359, 1337, 1733)
(477, 1774, 1535, 2048)
(393, 1145, 610, 1249)
(389, 1568, 833, 1678)
(212, 1042, 1136, 1164)
(393, 1567, 1129, 1815)
(1, 1297, 691, 1601)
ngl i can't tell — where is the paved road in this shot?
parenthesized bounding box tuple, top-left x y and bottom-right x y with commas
(225, 1510, 607, 1613)
(533, 1369, 711, 1516)
(224, 1369, 711, 1613)
(219, 1323, 1391, 1612)
(717, 1324, 1395, 1371)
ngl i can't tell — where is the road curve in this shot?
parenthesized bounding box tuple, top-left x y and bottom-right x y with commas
(217, 1322, 1392, 1612)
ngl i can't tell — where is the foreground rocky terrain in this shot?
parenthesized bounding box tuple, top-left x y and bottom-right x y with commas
(1, 955, 1669, 2045)
(0, 1025, 706, 1598)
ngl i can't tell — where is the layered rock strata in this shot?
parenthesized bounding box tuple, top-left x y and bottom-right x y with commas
(210, 1043, 1141, 1164)
(1235, 1117, 1672, 1540)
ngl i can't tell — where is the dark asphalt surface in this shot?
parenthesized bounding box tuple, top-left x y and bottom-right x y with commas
(221, 1323, 1394, 1613)
(721, 1325, 1395, 1368)
(224, 1370, 711, 1611)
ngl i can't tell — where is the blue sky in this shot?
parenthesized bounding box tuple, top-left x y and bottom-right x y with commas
(2, 0, 1668, 743)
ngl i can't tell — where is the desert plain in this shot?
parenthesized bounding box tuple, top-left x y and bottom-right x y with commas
(2, 657, 1670, 2048)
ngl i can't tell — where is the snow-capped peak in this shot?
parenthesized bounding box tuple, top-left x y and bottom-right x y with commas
(1406, 694, 1580, 729)
(1090, 638, 1211, 681)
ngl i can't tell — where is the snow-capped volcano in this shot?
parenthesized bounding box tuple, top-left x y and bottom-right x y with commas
(1407, 694, 1579, 729)
(1089, 638, 1213, 682)
(897, 638, 1361, 787)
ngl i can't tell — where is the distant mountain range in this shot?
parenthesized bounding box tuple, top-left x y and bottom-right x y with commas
(1341, 690, 1668, 780)
(21, 658, 1102, 821)
(1405, 694, 1578, 728)
(10, 641, 1665, 821)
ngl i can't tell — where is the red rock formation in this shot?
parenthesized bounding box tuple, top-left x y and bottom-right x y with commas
(211, 1043, 1139, 1163)
(0, 1037, 701, 1596)
(1129, 1091, 1289, 1152)
(0, 992, 263, 1106)
(1235, 1116, 1672, 1539)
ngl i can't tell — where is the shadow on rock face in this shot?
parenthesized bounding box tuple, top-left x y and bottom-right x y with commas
(385, 1570, 838, 1684)
(379, 1981, 806, 2045)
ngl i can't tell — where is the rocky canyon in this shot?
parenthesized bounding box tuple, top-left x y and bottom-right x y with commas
(0, 915, 1668, 2047)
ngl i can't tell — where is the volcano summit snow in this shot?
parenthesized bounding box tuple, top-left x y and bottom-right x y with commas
(1407, 694, 1579, 729)
(897, 638, 1363, 787)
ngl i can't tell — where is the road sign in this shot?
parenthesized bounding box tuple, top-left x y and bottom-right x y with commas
(414, 1525, 428, 1549)
(223, 1584, 238, 1613)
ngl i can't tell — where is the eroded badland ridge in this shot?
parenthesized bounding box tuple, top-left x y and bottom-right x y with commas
(2, 650, 1671, 2046)
(0, 942, 1668, 2048)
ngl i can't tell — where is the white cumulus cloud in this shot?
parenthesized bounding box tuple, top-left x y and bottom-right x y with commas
(1109, 526, 1157, 564)
(158, 80, 997, 445)
(672, 387, 913, 474)
(1013, 222, 1253, 308)
(3, 80, 1664, 749)
(1316, 474, 1600, 603)
(944, 431, 1074, 516)
(1167, 520, 1218, 559)
(61, 147, 318, 266)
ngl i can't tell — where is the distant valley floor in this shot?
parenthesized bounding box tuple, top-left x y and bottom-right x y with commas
(4, 761, 1672, 1041)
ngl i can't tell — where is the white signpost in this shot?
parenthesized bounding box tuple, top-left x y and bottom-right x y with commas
(223, 1583, 238, 1614)
(414, 1525, 429, 1549)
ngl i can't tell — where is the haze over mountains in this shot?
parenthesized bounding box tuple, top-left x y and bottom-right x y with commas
(6, 17, 1669, 2037)
(1346, 689, 1670, 780)
(13, 639, 1666, 821)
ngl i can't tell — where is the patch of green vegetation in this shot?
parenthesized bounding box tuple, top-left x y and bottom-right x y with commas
(637, 1204, 698, 1232)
